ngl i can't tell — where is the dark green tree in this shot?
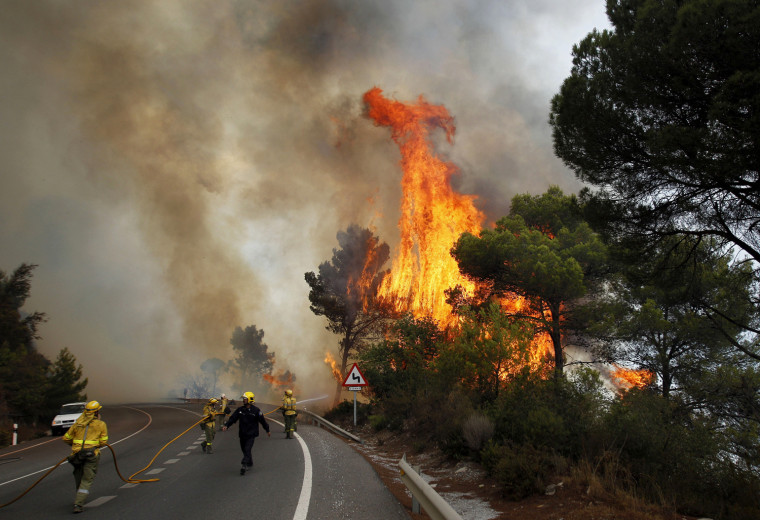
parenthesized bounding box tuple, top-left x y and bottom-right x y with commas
(0, 264, 46, 353)
(550, 0, 760, 358)
(43, 347, 88, 418)
(305, 224, 391, 405)
(0, 264, 50, 425)
(229, 325, 274, 392)
(452, 187, 607, 377)
(590, 236, 753, 399)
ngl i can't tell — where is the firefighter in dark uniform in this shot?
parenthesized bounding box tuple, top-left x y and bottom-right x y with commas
(222, 391, 270, 475)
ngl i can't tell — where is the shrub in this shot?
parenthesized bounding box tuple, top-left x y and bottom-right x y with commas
(481, 441, 558, 499)
(369, 414, 388, 432)
(462, 413, 494, 455)
(324, 399, 372, 425)
(419, 388, 475, 458)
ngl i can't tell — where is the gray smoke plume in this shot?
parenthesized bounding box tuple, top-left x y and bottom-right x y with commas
(0, 0, 609, 403)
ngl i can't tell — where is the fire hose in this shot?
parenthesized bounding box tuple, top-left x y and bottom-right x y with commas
(0, 414, 210, 509)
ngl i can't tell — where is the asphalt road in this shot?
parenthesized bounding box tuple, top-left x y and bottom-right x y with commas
(0, 402, 409, 519)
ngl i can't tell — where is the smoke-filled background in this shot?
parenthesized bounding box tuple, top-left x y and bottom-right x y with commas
(0, 0, 609, 403)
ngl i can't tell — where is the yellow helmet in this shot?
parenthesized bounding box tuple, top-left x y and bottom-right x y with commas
(208, 398, 218, 404)
(85, 401, 102, 412)
(285, 389, 293, 396)
(242, 391, 255, 403)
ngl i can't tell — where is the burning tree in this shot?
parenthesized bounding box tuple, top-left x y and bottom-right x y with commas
(452, 187, 608, 378)
(305, 225, 391, 405)
(363, 87, 484, 328)
(590, 234, 754, 399)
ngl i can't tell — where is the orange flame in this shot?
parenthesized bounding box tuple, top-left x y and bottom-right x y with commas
(612, 365, 655, 390)
(324, 352, 342, 382)
(364, 87, 484, 328)
(263, 371, 294, 388)
(347, 234, 384, 312)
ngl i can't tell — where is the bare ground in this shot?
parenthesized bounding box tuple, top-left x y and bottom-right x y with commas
(334, 422, 706, 520)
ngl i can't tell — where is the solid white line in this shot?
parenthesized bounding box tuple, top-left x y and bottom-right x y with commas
(0, 437, 59, 458)
(293, 431, 312, 520)
(269, 417, 312, 520)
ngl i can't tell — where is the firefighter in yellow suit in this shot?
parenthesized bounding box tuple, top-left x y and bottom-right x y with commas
(281, 389, 297, 439)
(216, 394, 229, 431)
(63, 400, 109, 514)
(201, 398, 218, 454)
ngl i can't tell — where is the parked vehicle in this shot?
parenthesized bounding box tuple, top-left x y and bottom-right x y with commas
(51, 402, 86, 435)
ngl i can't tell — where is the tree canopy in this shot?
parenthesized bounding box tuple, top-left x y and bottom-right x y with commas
(452, 187, 607, 376)
(551, 0, 759, 259)
(229, 325, 274, 392)
(550, 0, 760, 362)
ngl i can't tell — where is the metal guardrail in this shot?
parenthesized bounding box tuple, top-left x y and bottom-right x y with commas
(398, 454, 463, 520)
(299, 409, 363, 444)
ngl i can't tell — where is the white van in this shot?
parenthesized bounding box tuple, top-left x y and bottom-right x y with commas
(51, 402, 86, 435)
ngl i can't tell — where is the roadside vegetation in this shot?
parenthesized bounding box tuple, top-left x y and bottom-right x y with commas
(315, 2, 760, 519)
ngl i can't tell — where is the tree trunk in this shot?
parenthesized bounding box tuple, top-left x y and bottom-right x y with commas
(550, 302, 563, 378)
(332, 332, 353, 407)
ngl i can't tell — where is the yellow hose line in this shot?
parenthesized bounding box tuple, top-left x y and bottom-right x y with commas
(103, 443, 157, 483)
(127, 415, 209, 481)
(0, 414, 210, 508)
(0, 456, 68, 509)
(264, 406, 283, 416)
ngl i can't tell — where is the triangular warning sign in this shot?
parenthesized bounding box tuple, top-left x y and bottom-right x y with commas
(342, 363, 368, 387)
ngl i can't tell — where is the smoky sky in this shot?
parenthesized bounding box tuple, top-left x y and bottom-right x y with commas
(0, 0, 609, 404)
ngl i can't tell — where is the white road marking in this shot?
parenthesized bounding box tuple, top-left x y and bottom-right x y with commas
(120, 483, 139, 489)
(0, 438, 59, 458)
(269, 417, 313, 520)
(86, 495, 116, 507)
(293, 432, 312, 520)
(146, 468, 165, 475)
(164, 458, 180, 464)
(177, 451, 190, 456)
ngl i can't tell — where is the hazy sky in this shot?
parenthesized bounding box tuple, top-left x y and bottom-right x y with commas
(0, 0, 610, 404)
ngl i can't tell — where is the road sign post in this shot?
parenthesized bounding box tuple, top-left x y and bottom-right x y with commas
(342, 363, 368, 426)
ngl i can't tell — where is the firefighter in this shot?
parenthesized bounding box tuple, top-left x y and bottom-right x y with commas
(281, 389, 297, 439)
(222, 391, 270, 475)
(63, 400, 109, 514)
(217, 393, 229, 431)
(201, 398, 218, 454)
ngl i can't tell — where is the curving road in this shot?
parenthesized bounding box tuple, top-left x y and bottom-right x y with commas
(0, 402, 409, 519)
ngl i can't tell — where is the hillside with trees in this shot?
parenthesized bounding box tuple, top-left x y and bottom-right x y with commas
(0, 264, 88, 445)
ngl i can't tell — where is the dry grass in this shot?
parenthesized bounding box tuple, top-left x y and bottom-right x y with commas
(564, 453, 680, 520)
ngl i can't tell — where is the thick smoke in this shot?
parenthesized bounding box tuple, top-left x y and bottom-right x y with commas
(0, 0, 609, 403)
